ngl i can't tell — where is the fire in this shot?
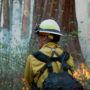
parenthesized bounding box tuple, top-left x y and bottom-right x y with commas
(21, 77, 25, 83)
(73, 62, 90, 81)
(22, 87, 29, 90)
(21, 77, 29, 90)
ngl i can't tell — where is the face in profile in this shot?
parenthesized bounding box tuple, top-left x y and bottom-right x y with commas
(37, 34, 48, 49)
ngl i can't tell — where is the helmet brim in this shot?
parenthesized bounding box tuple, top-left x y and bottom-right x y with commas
(38, 31, 63, 36)
(36, 28, 63, 36)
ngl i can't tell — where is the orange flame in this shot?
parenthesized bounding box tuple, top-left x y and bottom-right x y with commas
(21, 77, 25, 83)
(22, 87, 29, 90)
(21, 77, 29, 90)
(73, 63, 90, 80)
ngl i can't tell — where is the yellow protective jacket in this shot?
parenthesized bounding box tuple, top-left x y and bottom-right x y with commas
(25, 42, 74, 90)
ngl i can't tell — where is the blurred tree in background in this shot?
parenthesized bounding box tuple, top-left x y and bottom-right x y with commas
(22, 0, 30, 38)
(3, 0, 10, 30)
(0, 0, 3, 26)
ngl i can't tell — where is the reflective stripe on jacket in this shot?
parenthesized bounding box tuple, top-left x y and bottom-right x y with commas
(25, 42, 74, 90)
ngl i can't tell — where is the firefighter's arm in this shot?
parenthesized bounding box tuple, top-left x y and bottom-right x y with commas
(66, 55, 74, 74)
(25, 55, 34, 90)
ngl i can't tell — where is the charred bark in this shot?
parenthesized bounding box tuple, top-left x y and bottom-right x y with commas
(3, 0, 10, 30)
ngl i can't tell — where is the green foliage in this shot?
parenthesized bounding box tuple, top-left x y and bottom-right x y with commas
(53, 1, 57, 4)
(54, 8, 58, 12)
(47, 13, 51, 17)
(69, 21, 76, 25)
(0, 38, 30, 89)
(80, 21, 84, 24)
(0, 27, 3, 32)
(71, 30, 78, 35)
(37, 6, 41, 9)
(61, 10, 64, 14)
(37, 14, 41, 17)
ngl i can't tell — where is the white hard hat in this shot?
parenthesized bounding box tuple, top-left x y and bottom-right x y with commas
(36, 19, 63, 36)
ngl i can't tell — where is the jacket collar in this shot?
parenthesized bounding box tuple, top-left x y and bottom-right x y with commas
(41, 42, 59, 48)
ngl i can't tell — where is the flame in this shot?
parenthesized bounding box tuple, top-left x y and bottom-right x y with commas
(22, 87, 29, 90)
(21, 77, 29, 90)
(21, 77, 25, 83)
(73, 62, 90, 81)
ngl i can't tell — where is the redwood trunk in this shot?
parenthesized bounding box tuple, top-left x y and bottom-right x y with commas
(59, 0, 84, 62)
(22, 0, 30, 38)
(33, 0, 45, 24)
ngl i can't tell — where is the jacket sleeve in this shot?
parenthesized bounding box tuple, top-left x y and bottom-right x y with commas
(25, 55, 34, 90)
(66, 55, 74, 74)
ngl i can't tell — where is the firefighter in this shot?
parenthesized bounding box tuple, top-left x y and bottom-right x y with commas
(25, 19, 74, 90)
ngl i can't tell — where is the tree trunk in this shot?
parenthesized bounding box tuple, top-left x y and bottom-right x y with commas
(44, 0, 59, 20)
(33, 0, 45, 24)
(9, 0, 13, 30)
(33, 0, 85, 62)
(22, 0, 30, 38)
(59, 0, 85, 62)
(30, 0, 45, 52)
(3, 0, 10, 30)
(18, 0, 22, 23)
(0, 0, 3, 26)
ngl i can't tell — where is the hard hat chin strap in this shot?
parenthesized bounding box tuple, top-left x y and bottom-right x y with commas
(48, 35, 54, 40)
